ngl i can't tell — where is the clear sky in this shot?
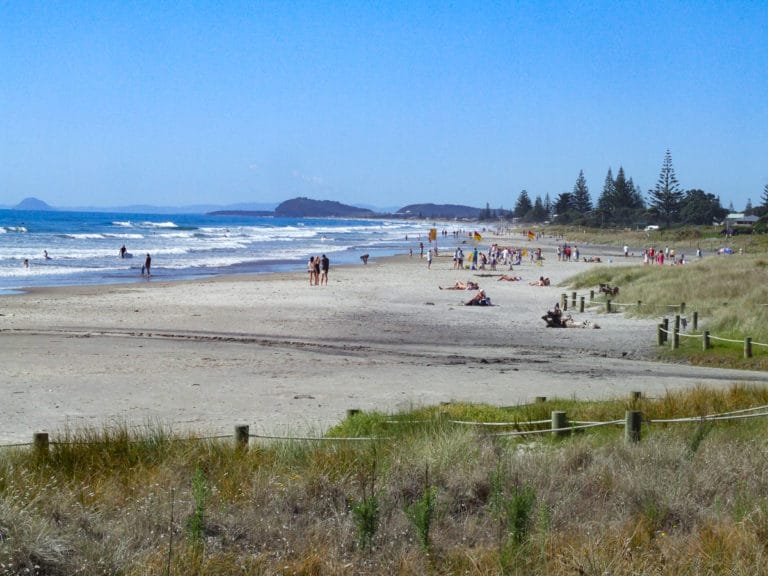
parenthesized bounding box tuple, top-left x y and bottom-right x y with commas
(2, 1, 766, 211)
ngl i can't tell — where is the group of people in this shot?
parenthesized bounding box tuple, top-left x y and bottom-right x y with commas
(642, 246, 688, 266)
(448, 243, 529, 271)
(308, 254, 330, 286)
(437, 278, 491, 305)
(119, 245, 152, 276)
(556, 244, 580, 261)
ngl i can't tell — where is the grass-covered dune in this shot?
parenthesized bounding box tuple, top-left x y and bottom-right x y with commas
(565, 253, 768, 369)
(3, 385, 768, 575)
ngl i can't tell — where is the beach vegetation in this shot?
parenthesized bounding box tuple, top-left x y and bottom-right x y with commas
(565, 252, 768, 368)
(3, 385, 768, 573)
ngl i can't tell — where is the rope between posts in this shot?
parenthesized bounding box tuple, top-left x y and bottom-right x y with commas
(7, 405, 768, 449)
(713, 404, 768, 416)
(649, 411, 768, 424)
(678, 332, 703, 339)
(384, 420, 429, 424)
(709, 335, 749, 344)
(0, 441, 33, 449)
(487, 419, 624, 437)
(449, 418, 552, 427)
(249, 433, 388, 442)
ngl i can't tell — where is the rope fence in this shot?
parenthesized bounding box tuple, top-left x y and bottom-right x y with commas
(7, 395, 768, 454)
(657, 311, 768, 358)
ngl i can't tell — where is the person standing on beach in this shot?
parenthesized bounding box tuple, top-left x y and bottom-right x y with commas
(320, 254, 329, 285)
(144, 253, 152, 277)
(308, 256, 315, 286)
(427, 248, 433, 269)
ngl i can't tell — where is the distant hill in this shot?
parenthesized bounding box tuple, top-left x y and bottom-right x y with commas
(207, 210, 274, 217)
(14, 197, 54, 211)
(395, 203, 481, 219)
(274, 197, 375, 218)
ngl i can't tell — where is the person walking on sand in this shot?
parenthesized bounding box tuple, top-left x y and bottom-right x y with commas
(320, 254, 329, 285)
(313, 255, 321, 285)
(143, 253, 152, 277)
(427, 248, 433, 269)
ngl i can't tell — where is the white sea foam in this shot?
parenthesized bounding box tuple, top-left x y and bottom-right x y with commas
(140, 221, 179, 229)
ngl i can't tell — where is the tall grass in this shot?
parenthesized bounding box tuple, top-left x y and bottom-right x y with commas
(3, 386, 768, 574)
(566, 254, 768, 367)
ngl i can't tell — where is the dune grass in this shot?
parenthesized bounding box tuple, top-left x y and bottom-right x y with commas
(564, 252, 768, 368)
(3, 386, 768, 574)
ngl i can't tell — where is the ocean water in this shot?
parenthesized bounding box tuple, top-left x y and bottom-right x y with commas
(0, 209, 434, 294)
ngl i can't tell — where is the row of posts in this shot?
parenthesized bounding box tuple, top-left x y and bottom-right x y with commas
(30, 397, 646, 455)
(560, 292, 651, 314)
(657, 312, 754, 358)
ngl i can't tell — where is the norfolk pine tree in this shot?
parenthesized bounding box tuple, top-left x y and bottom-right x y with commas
(514, 190, 533, 219)
(649, 149, 683, 228)
(572, 170, 592, 213)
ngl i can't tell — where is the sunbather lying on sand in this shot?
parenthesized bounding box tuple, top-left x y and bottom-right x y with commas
(497, 274, 523, 281)
(440, 280, 479, 290)
(529, 276, 550, 286)
(465, 289, 491, 306)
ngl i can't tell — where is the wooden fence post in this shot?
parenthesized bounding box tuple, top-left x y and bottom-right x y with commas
(671, 315, 680, 349)
(625, 411, 642, 443)
(692, 311, 698, 331)
(662, 318, 669, 343)
(589, 289, 594, 301)
(346, 408, 361, 418)
(535, 396, 547, 403)
(606, 299, 611, 313)
(680, 302, 686, 314)
(637, 300, 642, 311)
(579, 296, 585, 313)
(551, 411, 569, 437)
(703, 331, 710, 350)
(560, 293, 567, 311)
(657, 323, 664, 346)
(630, 391, 642, 402)
(744, 337, 753, 359)
(234, 425, 249, 450)
(571, 291, 577, 308)
(33, 432, 49, 456)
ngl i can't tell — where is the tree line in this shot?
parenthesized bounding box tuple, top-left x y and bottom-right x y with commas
(481, 150, 767, 229)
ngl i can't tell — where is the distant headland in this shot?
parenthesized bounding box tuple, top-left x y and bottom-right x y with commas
(208, 197, 484, 220)
(5, 196, 488, 220)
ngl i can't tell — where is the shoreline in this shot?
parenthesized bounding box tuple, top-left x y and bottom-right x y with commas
(3, 237, 766, 444)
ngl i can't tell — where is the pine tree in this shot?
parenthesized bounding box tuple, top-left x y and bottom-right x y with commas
(745, 198, 753, 216)
(530, 196, 548, 222)
(761, 184, 768, 209)
(596, 168, 615, 227)
(514, 190, 533, 219)
(648, 149, 683, 228)
(572, 170, 592, 213)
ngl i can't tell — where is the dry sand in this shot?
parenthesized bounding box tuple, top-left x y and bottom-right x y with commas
(2, 236, 767, 444)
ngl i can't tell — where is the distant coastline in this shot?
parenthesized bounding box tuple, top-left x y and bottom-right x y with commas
(5, 196, 489, 221)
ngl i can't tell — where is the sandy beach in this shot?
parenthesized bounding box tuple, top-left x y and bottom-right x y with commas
(2, 236, 767, 444)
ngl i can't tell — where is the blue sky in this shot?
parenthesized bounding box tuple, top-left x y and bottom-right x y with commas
(2, 1, 766, 210)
